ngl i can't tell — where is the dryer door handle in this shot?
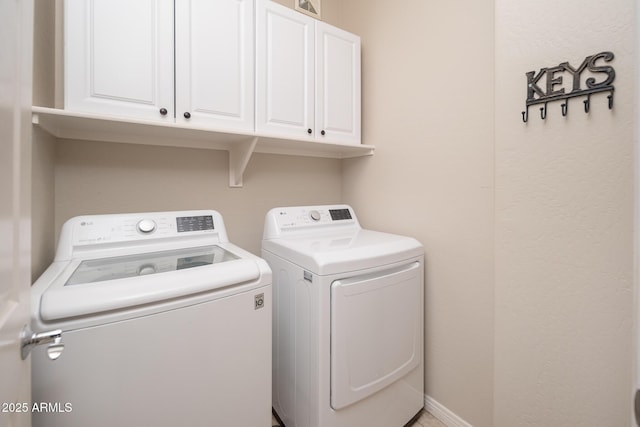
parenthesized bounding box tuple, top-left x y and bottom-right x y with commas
(333, 261, 421, 295)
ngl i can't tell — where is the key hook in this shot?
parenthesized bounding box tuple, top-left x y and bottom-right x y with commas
(583, 94, 591, 113)
(540, 102, 548, 120)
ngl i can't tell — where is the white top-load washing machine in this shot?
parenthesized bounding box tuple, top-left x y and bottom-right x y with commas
(262, 205, 424, 427)
(30, 210, 271, 427)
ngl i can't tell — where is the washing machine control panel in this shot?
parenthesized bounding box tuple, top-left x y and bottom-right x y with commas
(272, 206, 357, 230)
(65, 210, 224, 250)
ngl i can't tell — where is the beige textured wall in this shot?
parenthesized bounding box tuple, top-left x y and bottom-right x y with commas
(494, 0, 634, 425)
(31, 1, 56, 280)
(339, 1, 495, 426)
(32, 0, 54, 108)
(31, 129, 55, 280)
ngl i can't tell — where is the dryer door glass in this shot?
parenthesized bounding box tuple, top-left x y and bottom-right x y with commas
(330, 261, 422, 410)
(65, 245, 239, 286)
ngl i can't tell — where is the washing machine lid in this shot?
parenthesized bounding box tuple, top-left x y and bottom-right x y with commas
(262, 229, 423, 275)
(36, 244, 262, 323)
(64, 245, 239, 286)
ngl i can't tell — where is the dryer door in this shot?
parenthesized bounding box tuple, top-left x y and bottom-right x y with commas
(330, 260, 423, 410)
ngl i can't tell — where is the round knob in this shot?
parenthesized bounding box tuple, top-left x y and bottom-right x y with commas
(159, 108, 168, 116)
(184, 112, 191, 119)
(309, 210, 321, 221)
(137, 263, 157, 276)
(321, 130, 326, 136)
(136, 219, 157, 234)
(307, 128, 312, 134)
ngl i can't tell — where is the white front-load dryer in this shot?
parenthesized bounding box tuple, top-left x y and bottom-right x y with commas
(262, 205, 424, 427)
(31, 210, 272, 427)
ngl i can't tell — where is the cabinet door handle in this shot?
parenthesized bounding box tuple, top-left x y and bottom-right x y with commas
(307, 128, 312, 134)
(184, 112, 191, 119)
(321, 130, 326, 136)
(159, 108, 168, 116)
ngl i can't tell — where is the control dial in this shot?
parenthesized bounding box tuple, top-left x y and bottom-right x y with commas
(309, 210, 321, 221)
(136, 219, 157, 234)
(137, 263, 157, 276)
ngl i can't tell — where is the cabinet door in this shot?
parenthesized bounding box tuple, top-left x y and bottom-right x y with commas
(175, 0, 254, 131)
(256, 0, 314, 139)
(315, 22, 361, 144)
(64, 0, 174, 121)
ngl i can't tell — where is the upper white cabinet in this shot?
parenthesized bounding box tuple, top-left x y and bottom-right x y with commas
(175, 0, 254, 131)
(65, 0, 254, 131)
(256, 0, 313, 140)
(65, 0, 175, 122)
(47, 0, 371, 187)
(256, 0, 361, 144)
(315, 22, 361, 144)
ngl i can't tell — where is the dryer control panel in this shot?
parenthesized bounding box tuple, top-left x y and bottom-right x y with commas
(264, 205, 360, 238)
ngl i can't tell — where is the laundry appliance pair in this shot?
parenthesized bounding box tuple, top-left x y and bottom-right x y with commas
(30, 205, 424, 427)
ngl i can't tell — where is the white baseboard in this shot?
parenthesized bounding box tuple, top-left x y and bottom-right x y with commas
(424, 395, 473, 427)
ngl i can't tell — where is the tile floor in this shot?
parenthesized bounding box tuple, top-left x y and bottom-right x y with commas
(271, 409, 446, 427)
(411, 411, 447, 427)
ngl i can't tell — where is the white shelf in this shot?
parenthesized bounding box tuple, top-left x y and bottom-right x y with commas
(31, 106, 375, 187)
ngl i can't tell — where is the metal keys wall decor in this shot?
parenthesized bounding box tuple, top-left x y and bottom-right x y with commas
(522, 51, 615, 123)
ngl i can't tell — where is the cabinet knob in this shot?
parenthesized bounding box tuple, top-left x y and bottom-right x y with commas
(321, 130, 326, 136)
(184, 112, 191, 119)
(307, 128, 312, 134)
(159, 108, 168, 116)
